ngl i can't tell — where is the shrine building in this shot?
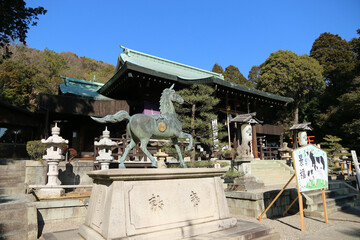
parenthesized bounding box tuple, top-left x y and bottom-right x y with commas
(36, 46, 292, 159)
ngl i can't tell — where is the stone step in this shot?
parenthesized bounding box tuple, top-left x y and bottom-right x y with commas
(251, 169, 290, 176)
(304, 199, 360, 218)
(328, 181, 345, 189)
(0, 161, 26, 171)
(0, 206, 26, 220)
(0, 230, 28, 240)
(0, 179, 25, 187)
(0, 171, 25, 179)
(257, 174, 294, 183)
(0, 220, 26, 234)
(0, 186, 26, 195)
(250, 164, 282, 169)
(304, 188, 351, 203)
(305, 193, 358, 211)
(259, 179, 297, 187)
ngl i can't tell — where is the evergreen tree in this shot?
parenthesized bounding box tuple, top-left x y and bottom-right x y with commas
(175, 84, 226, 164)
(320, 135, 350, 166)
(248, 65, 260, 87)
(310, 32, 356, 98)
(212, 63, 224, 75)
(257, 50, 324, 124)
(223, 65, 252, 87)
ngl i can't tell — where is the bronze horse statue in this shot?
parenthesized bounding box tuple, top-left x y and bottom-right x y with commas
(91, 84, 192, 168)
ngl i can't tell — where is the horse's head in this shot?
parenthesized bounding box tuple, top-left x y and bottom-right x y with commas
(165, 84, 184, 104)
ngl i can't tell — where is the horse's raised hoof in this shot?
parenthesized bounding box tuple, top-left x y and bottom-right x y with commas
(119, 163, 126, 168)
(180, 163, 187, 168)
(151, 162, 158, 168)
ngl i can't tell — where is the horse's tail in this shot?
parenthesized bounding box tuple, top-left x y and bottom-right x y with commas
(91, 110, 130, 123)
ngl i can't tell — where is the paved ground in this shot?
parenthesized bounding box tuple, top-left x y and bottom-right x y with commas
(234, 206, 360, 240)
(40, 207, 360, 239)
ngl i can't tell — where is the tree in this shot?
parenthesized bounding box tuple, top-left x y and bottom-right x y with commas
(0, 0, 46, 59)
(310, 32, 356, 97)
(0, 44, 115, 110)
(320, 135, 350, 167)
(337, 76, 360, 150)
(175, 84, 225, 165)
(212, 63, 224, 74)
(257, 50, 325, 124)
(0, 58, 38, 109)
(223, 65, 252, 87)
(248, 65, 260, 87)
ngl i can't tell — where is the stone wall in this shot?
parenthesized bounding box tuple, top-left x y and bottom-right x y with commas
(25, 160, 94, 186)
(226, 188, 298, 218)
(35, 199, 89, 227)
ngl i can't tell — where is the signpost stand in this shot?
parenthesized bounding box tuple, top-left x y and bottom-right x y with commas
(258, 144, 329, 231)
(322, 189, 328, 223)
(258, 174, 295, 222)
(351, 150, 360, 189)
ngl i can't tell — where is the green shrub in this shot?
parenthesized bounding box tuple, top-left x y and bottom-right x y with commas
(224, 169, 243, 179)
(26, 140, 47, 160)
(186, 160, 214, 168)
(220, 162, 230, 168)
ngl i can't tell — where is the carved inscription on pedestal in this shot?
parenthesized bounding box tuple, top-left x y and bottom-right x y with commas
(148, 194, 164, 212)
(190, 191, 200, 207)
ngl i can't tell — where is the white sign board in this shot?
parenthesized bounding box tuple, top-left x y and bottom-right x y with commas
(292, 144, 328, 192)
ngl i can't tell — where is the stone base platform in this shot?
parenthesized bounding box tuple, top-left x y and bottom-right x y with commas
(79, 168, 241, 239)
(42, 219, 279, 240)
(36, 188, 65, 199)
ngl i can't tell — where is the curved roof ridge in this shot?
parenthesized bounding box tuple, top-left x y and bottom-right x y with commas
(119, 46, 224, 80)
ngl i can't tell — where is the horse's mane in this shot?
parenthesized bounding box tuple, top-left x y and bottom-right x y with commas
(160, 88, 174, 114)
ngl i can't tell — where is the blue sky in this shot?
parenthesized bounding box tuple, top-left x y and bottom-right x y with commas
(26, 0, 360, 79)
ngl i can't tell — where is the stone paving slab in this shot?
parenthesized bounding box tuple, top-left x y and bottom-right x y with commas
(235, 206, 360, 240)
(40, 219, 276, 240)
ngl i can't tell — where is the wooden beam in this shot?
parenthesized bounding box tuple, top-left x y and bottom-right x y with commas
(258, 174, 295, 221)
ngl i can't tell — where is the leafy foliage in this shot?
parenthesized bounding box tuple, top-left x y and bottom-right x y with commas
(247, 65, 260, 87)
(0, 44, 115, 110)
(0, 0, 46, 60)
(175, 84, 226, 163)
(320, 135, 350, 165)
(223, 65, 252, 87)
(310, 32, 356, 97)
(308, 30, 360, 151)
(26, 140, 47, 160)
(257, 50, 325, 124)
(211, 63, 224, 74)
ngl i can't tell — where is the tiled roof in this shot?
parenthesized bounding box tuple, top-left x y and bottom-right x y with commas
(59, 76, 112, 100)
(104, 47, 293, 103)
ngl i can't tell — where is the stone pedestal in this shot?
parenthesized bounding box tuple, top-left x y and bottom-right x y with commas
(227, 176, 264, 191)
(79, 169, 237, 240)
(99, 162, 110, 170)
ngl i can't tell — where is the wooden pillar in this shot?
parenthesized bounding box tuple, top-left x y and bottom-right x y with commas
(293, 130, 298, 149)
(252, 124, 258, 158)
(233, 123, 238, 151)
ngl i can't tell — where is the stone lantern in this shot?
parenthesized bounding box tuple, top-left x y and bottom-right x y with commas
(38, 123, 68, 198)
(94, 127, 117, 170)
(231, 112, 262, 162)
(150, 141, 168, 169)
(289, 122, 312, 148)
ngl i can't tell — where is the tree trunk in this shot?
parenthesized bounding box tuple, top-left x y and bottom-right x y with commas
(294, 101, 299, 124)
(191, 103, 196, 166)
